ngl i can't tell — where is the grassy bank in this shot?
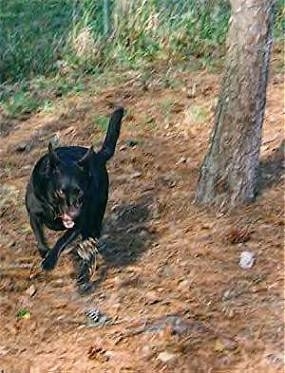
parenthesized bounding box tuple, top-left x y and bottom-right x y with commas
(0, 0, 283, 118)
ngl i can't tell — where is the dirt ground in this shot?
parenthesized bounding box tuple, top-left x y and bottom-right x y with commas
(0, 59, 284, 373)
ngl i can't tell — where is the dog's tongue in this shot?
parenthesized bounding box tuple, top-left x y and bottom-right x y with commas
(63, 220, 75, 229)
(61, 214, 75, 229)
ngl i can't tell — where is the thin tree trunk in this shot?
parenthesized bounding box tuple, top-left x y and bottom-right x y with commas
(103, 0, 110, 36)
(195, 0, 275, 210)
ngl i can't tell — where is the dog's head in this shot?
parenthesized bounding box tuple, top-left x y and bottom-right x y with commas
(46, 143, 93, 229)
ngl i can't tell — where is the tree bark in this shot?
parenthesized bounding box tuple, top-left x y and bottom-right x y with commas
(195, 0, 275, 210)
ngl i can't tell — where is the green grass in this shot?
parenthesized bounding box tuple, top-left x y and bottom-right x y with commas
(160, 98, 175, 118)
(0, 0, 283, 118)
(2, 90, 42, 117)
(93, 115, 109, 132)
(0, 74, 88, 118)
(0, 0, 74, 83)
(0, 0, 231, 85)
(186, 104, 210, 124)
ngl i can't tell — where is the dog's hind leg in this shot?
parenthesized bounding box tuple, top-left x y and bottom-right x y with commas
(42, 228, 80, 271)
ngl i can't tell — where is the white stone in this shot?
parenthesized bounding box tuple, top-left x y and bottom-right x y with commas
(157, 351, 177, 363)
(239, 251, 255, 269)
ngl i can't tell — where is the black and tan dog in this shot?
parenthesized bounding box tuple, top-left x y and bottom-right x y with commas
(25, 107, 124, 292)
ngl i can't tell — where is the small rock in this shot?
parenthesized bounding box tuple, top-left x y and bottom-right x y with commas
(144, 290, 161, 305)
(266, 352, 284, 367)
(141, 345, 153, 359)
(48, 134, 60, 147)
(157, 351, 177, 363)
(61, 126, 75, 136)
(16, 141, 33, 152)
(22, 165, 32, 170)
(222, 289, 232, 301)
(169, 180, 177, 188)
(0, 345, 9, 356)
(176, 156, 187, 165)
(214, 337, 237, 352)
(178, 279, 192, 290)
(239, 251, 255, 269)
(119, 145, 127, 151)
(104, 350, 133, 365)
(130, 171, 142, 179)
(138, 230, 149, 239)
(25, 284, 37, 297)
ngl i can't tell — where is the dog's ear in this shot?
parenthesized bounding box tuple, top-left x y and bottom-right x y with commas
(48, 142, 61, 169)
(77, 146, 94, 169)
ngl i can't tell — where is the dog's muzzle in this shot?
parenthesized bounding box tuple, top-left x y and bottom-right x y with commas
(61, 214, 75, 229)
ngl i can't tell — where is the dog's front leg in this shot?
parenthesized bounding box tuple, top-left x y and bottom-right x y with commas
(29, 214, 49, 258)
(42, 229, 80, 271)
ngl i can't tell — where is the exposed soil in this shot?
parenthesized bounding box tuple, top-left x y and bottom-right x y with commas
(0, 63, 284, 372)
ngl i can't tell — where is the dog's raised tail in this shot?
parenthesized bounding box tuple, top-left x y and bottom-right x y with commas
(97, 107, 124, 163)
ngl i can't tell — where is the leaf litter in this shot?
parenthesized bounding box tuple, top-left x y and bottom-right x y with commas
(0, 66, 283, 372)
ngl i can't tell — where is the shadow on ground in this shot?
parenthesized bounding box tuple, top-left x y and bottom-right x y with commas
(257, 140, 284, 192)
(89, 192, 156, 290)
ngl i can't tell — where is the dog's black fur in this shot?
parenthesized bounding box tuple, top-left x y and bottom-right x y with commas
(25, 107, 124, 290)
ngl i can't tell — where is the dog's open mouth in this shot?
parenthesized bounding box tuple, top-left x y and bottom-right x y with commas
(61, 214, 75, 229)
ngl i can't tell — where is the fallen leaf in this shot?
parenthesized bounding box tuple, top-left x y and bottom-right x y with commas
(16, 308, 31, 319)
(214, 339, 225, 352)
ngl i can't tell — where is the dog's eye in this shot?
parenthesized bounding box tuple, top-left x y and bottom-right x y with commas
(56, 189, 64, 197)
(78, 191, 84, 202)
(73, 187, 80, 196)
(74, 190, 84, 205)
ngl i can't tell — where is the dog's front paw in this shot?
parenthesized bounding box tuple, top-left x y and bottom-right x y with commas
(41, 253, 57, 271)
(78, 282, 93, 295)
(38, 246, 49, 259)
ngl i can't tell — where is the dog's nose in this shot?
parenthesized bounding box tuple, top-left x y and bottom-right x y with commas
(66, 206, 80, 219)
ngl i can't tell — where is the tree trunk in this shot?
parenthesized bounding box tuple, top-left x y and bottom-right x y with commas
(195, 0, 275, 210)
